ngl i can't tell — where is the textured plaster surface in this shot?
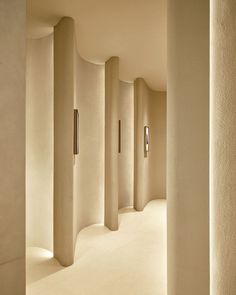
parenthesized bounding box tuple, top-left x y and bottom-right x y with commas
(210, 0, 236, 294)
(0, 0, 26, 293)
(167, 0, 209, 294)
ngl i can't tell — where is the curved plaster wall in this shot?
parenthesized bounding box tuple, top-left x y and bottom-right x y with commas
(26, 16, 106, 266)
(74, 40, 134, 234)
(74, 50, 105, 233)
(167, 0, 209, 294)
(118, 81, 134, 209)
(26, 34, 53, 252)
(26, 15, 163, 270)
(210, 0, 236, 293)
(26, 16, 106, 263)
(134, 78, 166, 211)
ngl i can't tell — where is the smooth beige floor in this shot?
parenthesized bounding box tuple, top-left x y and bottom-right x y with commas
(27, 200, 167, 295)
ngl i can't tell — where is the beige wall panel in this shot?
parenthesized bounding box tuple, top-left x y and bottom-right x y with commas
(0, 258, 25, 295)
(134, 78, 166, 211)
(167, 0, 209, 294)
(74, 52, 105, 233)
(211, 0, 236, 294)
(149, 91, 166, 199)
(26, 35, 53, 252)
(105, 57, 119, 230)
(118, 81, 134, 209)
(54, 17, 75, 266)
(0, 0, 26, 293)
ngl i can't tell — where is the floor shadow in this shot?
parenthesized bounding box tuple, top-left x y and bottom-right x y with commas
(119, 206, 136, 215)
(26, 247, 64, 286)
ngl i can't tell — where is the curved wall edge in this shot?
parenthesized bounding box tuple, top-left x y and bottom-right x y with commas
(54, 17, 75, 266)
(104, 57, 119, 231)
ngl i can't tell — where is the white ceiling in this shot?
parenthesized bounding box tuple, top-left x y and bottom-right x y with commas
(27, 0, 166, 91)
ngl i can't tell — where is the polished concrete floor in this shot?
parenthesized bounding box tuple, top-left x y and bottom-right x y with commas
(27, 200, 167, 295)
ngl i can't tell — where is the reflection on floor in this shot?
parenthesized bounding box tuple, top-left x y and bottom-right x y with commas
(27, 200, 166, 295)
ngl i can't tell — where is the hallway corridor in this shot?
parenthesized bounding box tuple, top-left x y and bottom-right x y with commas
(27, 200, 167, 295)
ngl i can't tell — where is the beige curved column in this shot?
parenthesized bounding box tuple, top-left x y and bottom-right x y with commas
(167, 0, 209, 294)
(105, 57, 119, 230)
(210, 1, 236, 294)
(134, 78, 145, 211)
(54, 17, 75, 266)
